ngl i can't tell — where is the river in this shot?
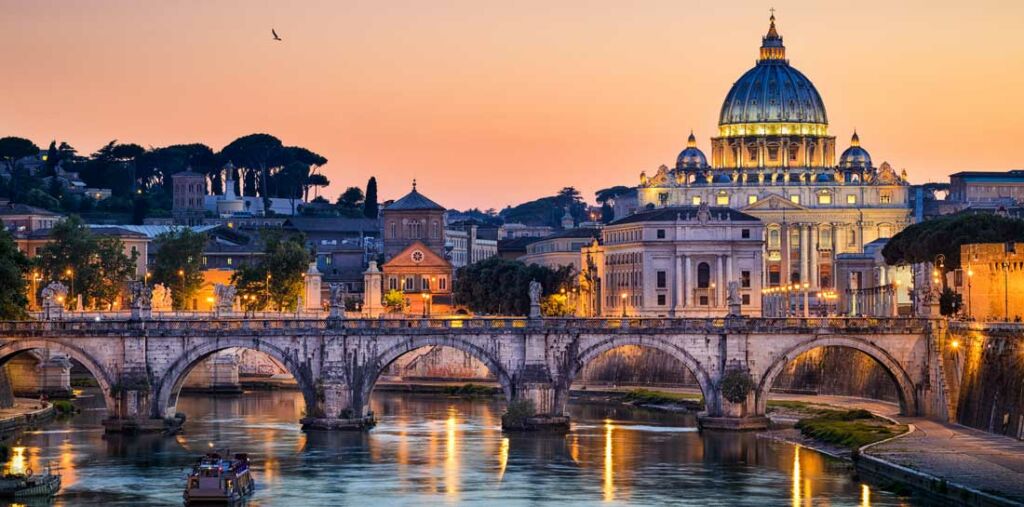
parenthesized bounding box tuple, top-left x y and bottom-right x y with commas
(1, 389, 919, 506)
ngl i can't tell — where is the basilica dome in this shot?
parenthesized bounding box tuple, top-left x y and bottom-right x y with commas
(676, 131, 708, 170)
(718, 14, 828, 132)
(839, 131, 872, 169)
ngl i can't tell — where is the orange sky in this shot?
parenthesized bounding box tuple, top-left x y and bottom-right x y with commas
(2, 0, 1022, 210)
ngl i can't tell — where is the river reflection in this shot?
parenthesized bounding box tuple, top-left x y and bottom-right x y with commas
(0, 390, 918, 506)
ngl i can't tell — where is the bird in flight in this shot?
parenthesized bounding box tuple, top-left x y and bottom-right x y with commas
(272, 29, 282, 41)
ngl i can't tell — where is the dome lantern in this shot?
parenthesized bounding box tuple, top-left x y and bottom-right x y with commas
(759, 11, 786, 62)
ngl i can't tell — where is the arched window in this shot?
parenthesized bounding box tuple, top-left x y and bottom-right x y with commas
(697, 262, 711, 288)
(768, 228, 780, 249)
(431, 221, 439, 239)
(388, 222, 397, 238)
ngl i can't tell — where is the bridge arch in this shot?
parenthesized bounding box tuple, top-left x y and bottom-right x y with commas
(359, 336, 514, 414)
(153, 339, 318, 420)
(570, 335, 716, 413)
(0, 339, 116, 414)
(755, 336, 918, 416)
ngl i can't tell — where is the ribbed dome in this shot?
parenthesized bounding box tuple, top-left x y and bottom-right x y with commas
(676, 131, 708, 170)
(718, 15, 828, 128)
(839, 131, 872, 169)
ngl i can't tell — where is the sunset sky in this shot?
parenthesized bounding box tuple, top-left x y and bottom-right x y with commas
(2, 0, 1022, 210)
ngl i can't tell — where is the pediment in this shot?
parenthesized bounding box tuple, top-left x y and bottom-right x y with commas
(383, 241, 451, 269)
(742, 193, 809, 212)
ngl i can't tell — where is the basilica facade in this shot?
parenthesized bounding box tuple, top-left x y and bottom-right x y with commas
(618, 14, 912, 292)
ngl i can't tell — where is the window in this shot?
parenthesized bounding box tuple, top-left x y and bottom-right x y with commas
(691, 196, 701, 206)
(422, 277, 429, 290)
(404, 277, 414, 291)
(227, 257, 233, 266)
(202, 256, 208, 266)
(741, 229, 750, 239)
(656, 229, 665, 239)
(817, 192, 832, 205)
(325, 256, 332, 265)
(741, 270, 751, 288)
(697, 262, 710, 288)
(742, 294, 751, 305)
(769, 229, 780, 249)
(657, 294, 666, 306)
(656, 271, 667, 288)
(847, 194, 857, 205)
(790, 195, 800, 204)
(439, 277, 447, 290)
(769, 269, 780, 285)
(880, 192, 892, 204)
(389, 277, 397, 290)
(716, 192, 729, 205)
(848, 228, 857, 246)
(748, 195, 758, 205)
(388, 221, 397, 238)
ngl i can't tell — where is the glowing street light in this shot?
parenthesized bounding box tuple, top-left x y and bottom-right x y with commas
(620, 292, 628, 318)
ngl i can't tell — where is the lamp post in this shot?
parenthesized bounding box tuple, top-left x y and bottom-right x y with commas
(30, 271, 40, 310)
(421, 292, 430, 317)
(65, 268, 75, 304)
(802, 282, 810, 318)
(620, 292, 627, 318)
(966, 267, 973, 319)
(177, 269, 186, 311)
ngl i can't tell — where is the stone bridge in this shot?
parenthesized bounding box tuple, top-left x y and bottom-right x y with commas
(0, 316, 955, 432)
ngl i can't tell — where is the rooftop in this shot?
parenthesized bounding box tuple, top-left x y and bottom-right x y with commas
(611, 206, 760, 225)
(385, 182, 445, 211)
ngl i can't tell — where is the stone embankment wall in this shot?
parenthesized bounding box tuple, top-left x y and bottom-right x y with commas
(770, 347, 899, 401)
(948, 326, 1024, 439)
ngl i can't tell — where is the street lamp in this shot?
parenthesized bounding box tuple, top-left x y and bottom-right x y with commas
(709, 282, 717, 318)
(65, 268, 75, 305)
(966, 267, 973, 319)
(620, 292, 627, 318)
(802, 282, 810, 318)
(421, 292, 430, 317)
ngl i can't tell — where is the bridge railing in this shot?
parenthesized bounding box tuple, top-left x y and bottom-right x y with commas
(0, 316, 935, 335)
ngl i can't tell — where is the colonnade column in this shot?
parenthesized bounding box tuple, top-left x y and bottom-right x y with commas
(780, 222, 790, 284)
(715, 255, 724, 307)
(809, 225, 819, 289)
(685, 256, 693, 307)
(674, 255, 684, 315)
(799, 223, 810, 285)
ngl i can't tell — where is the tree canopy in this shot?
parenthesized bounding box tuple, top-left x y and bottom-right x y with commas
(151, 228, 208, 310)
(35, 216, 138, 310)
(232, 232, 311, 312)
(882, 213, 1024, 270)
(499, 187, 588, 228)
(452, 257, 574, 315)
(0, 228, 30, 319)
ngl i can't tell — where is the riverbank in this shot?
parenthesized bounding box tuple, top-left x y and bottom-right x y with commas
(766, 394, 1024, 507)
(0, 398, 54, 443)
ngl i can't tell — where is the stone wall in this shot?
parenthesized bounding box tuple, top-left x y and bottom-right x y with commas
(950, 327, 1024, 439)
(770, 346, 899, 401)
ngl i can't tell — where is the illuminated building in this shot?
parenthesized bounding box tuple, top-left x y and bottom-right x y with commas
(621, 13, 912, 296)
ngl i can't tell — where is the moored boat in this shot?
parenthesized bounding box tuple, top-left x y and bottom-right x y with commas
(183, 452, 255, 505)
(0, 452, 62, 499)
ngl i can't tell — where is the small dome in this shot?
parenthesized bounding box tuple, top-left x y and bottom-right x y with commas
(839, 131, 872, 169)
(676, 131, 708, 170)
(713, 172, 732, 183)
(815, 172, 834, 183)
(693, 172, 709, 184)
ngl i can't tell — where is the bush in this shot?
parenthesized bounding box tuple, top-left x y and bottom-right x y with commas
(501, 399, 536, 429)
(52, 400, 76, 414)
(622, 389, 702, 406)
(443, 384, 496, 397)
(794, 409, 906, 449)
(720, 370, 755, 404)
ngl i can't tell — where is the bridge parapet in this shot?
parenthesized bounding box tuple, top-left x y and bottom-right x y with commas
(0, 316, 936, 337)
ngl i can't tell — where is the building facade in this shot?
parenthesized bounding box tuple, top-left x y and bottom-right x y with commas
(381, 182, 447, 261)
(582, 204, 764, 318)
(171, 170, 207, 226)
(519, 228, 601, 272)
(622, 14, 912, 298)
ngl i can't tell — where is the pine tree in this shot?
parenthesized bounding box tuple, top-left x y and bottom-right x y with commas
(364, 176, 379, 218)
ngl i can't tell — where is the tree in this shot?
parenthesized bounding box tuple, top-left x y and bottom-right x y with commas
(883, 213, 1024, 272)
(364, 177, 379, 218)
(231, 232, 311, 311)
(453, 257, 574, 315)
(151, 229, 207, 310)
(600, 202, 615, 223)
(0, 138, 39, 203)
(595, 185, 632, 204)
(336, 187, 365, 217)
(500, 187, 589, 228)
(36, 216, 137, 309)
(220, 134, 285, 206)
(0, 229, 30, 319)
(383, 289, 405, 313)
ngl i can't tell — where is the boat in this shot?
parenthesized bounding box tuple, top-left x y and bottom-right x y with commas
(0, 465, 62, 498)
(183, 452, 255, 505)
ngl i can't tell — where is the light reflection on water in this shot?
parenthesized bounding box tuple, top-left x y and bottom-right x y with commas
(0, 390, 919, 506)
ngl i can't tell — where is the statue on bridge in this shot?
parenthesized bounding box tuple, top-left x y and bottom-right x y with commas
(213, 284, 237, 315)
(529, 279, 542, 319)
(329, 283, 347, 319)
(40, 281, 68, 320)
(727, 281, 741, 318)
(128, 281, 153, 319)
(152, 284, 172, 312)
